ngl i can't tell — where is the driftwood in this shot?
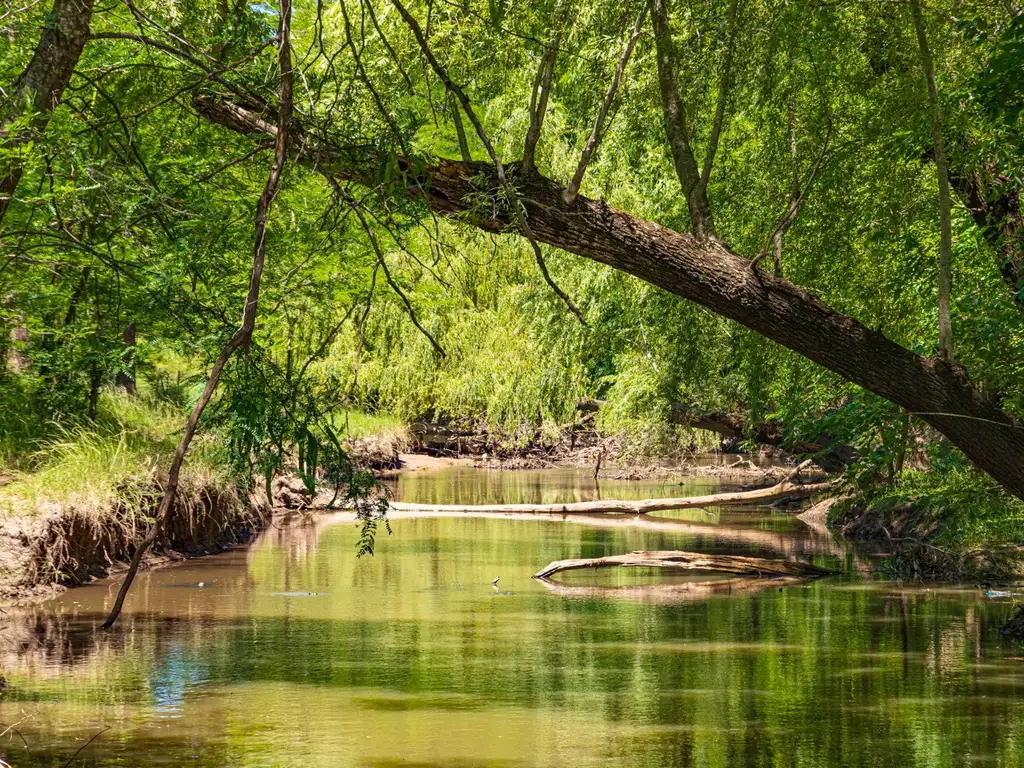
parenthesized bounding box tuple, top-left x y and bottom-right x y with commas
(533, 550, 837, 580)
(389, 461, 832, 516)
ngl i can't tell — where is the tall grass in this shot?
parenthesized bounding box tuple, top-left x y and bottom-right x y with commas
(0, 388, 234, 523)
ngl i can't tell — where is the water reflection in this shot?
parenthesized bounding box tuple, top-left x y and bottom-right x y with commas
(1, 469, 1023, 767)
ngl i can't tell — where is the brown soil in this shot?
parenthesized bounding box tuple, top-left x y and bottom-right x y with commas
(0, 483, 265, 605)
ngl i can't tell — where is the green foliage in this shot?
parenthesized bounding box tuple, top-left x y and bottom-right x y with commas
(0, 388, 233, 521)
(2, 0, 1024, 550)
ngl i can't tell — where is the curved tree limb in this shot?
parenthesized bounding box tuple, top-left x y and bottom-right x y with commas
(102, 0, 294, 629)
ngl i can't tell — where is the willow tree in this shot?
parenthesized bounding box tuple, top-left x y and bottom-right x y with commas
(195, 0, 1024, 499)
(4, 0, 1024, 504)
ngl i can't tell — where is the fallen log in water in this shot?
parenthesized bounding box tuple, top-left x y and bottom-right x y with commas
(389, 462, 833, 516)
(533, 550, 837, 580)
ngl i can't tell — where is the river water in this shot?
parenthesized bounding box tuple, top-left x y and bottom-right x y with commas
(1, 466, 1023, 767)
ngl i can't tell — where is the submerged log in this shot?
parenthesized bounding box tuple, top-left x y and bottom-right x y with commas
(533, 550, 837, 580)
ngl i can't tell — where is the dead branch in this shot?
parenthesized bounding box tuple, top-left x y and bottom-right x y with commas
(102, 0, 294, 629)
(389, 465, 835, 515)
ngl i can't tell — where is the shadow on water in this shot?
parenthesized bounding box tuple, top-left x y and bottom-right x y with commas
(2, 466, 1024, 767)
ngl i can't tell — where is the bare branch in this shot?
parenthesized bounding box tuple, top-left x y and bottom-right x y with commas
(699, 0, 739, 187)
(563, 4, 647, 205)
(102, 0, 295, 629)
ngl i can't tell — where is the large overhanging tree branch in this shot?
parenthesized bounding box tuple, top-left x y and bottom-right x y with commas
(0, 0, 96, 228)
(102, 0, 295, 629)
(193, 94, 1024, 502)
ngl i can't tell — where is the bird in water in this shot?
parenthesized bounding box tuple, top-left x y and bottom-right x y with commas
(491, 576, 500, 587)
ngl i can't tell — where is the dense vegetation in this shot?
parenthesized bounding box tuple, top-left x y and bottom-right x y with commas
(2, 0, 1024, 565)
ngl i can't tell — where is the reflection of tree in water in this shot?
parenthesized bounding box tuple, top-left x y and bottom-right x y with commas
(3, 517, 1024, 766)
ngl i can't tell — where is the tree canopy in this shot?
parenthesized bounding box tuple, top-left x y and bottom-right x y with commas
(2, 0, 1024, 503)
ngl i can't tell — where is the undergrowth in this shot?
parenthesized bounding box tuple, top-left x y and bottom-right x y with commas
(0, 387, 236, 523)
(834, 461, 1024, 581)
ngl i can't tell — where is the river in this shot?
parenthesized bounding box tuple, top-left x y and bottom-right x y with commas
(1, 466, 1023, 766)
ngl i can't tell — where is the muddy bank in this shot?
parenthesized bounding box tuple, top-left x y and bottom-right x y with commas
(0, 482, 265, 603)
(830, 498, 1024, 582)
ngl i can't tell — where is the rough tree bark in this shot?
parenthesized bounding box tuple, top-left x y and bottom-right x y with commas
(193, 98, 1024, 503)
(102, 0, 294, 629)
(0, 0, 96, 228)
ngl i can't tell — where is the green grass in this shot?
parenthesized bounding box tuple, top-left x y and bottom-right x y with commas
(332, 410, 407, 440)
(0, 387, 234, 522)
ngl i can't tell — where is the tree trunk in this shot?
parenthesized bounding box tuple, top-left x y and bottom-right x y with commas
(116, 321, 137, 395)
(0, 0, 96, 227)
(911, 0, 954, 360)
(193, 99, 1024, 503)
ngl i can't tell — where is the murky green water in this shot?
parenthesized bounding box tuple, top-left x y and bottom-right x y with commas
(2, 467, 1024, 767)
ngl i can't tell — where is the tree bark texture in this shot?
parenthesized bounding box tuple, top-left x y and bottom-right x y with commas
(0, 0, 96, 227)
